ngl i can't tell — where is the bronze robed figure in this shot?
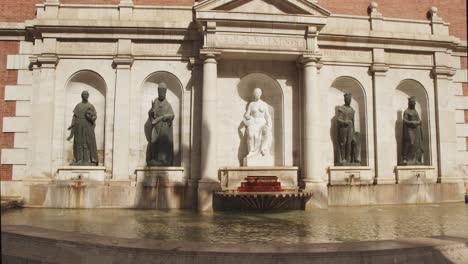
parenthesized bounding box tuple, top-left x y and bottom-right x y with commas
(336, 92, 361, 166)
(401, 96, 424, 165)
(67, 90, 98, 166)
(144, 82, 175, 166)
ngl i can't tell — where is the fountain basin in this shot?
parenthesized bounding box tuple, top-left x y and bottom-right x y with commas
(2, 225, 467, 264)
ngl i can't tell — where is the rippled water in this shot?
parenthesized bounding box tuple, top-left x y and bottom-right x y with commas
(2, 203, 468, 244)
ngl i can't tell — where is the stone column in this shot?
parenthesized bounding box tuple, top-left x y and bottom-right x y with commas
(432, 52, 459, 183)
(299, 54, 327, 208)
(370, 49, 394, 184)
(198, 52, 221, 211)
(112, 56, 133, 180)
(29, 55, 59, 178)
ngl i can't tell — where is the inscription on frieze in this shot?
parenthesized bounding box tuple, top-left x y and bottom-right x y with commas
(321, 48, 372, 63)
(385, 51, 433, 66)
(215, 34, 305, 50)
(57, 42, 117, 55)
(132, 43, 192, 56)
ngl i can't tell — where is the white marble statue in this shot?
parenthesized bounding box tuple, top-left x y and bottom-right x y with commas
(243, 88, 272, 162)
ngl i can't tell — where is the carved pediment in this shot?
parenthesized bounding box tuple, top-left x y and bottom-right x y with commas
(195, 0, 330, 17)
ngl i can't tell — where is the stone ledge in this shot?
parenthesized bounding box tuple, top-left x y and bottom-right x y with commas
(328, 166, 373, 185)
(134, 167, 185, 187)
(2, 225, 467, 263)
(395, 166, 436, 184)
(56, 166, 106, 181)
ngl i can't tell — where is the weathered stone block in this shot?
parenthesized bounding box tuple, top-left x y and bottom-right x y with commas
(328, 166, 373, 185)
(56, 166, 106, 181)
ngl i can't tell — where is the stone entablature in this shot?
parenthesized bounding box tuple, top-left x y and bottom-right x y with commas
(0, 0, 466, 209)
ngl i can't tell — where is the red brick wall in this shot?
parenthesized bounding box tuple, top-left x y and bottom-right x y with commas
(61, 0, 119, 4)
(318, 0, 467, 40)
(0, 41, 19, 181)
(0, 0, 43, 23)
(134, 0, 193, 5)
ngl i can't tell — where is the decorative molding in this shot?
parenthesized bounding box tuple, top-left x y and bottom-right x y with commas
(370, 63, 389, 76)
(431, 66, 456, 79)
(28, 55, 59, 69)
(112, 56, 134, 69)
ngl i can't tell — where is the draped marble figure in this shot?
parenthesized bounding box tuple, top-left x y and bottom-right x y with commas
(401, 96, 424, 165)
(67, 90, 98, 166)
(336, 92, 361, 166)
(144, 82, 175, 166)
(243, 88, 272, 159)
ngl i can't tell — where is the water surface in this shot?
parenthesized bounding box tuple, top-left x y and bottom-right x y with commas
(2, 203, 467, 244)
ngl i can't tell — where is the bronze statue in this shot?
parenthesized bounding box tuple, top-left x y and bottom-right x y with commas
(144, 82, 175, 166)
(401, 96, 424, 165)
(336, 93, 361, 166)
(67, 90, 98, 166)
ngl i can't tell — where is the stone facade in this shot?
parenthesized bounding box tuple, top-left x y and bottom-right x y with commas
(0, 0, 467, 210)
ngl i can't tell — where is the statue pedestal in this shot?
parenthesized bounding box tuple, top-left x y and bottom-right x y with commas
(328, 166, 373, 185)
(243, 154, 274, 166)
(220, 166, 298, 191)
(56, 166, 106, 181)
(395, 166, 436, 184)
(134, 167, 185, 187)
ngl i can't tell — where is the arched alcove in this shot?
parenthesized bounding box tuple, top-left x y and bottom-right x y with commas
(237, 72, 284, 166)
(64, 70, 106, 165)
(394, 79, 430, 165)
(140, 72, 183, 166)
(328, 76, 368, 165)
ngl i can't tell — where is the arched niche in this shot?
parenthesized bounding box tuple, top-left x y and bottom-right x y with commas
(237, 72, 284, 166)
(64, 70, 106, 165)
(328, 76, 368, 165)
(140, 72, 182, 166)
(394, 79, 430, 165)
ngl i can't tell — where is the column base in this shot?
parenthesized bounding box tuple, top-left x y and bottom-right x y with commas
(197, 179, 221, 211)
(301, 180, 328, 209)
(375, 177, 397, 184)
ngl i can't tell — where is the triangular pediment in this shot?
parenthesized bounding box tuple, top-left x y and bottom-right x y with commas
(195, 0, 330, 16)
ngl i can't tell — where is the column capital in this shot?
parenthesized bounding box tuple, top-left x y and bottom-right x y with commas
(370, 63, 389, 76)
(297, 54, 322, 67)
(112, 56, 133, 69)
(200, 49, 221, 62)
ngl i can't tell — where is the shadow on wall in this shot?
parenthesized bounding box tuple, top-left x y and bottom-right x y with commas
(329, 76, 367, 166)
(394, 79, 431, 165)
(395, 110, 403, 165)
(330, 106, 338, 165)
(140, 71, 183, 167)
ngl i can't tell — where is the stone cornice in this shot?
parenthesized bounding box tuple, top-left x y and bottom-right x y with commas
(0, 22, 27, 40)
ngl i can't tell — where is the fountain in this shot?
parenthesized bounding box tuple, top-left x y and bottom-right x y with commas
(214, 176, 313, 210)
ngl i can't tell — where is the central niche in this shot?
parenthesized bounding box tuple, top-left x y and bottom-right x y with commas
(235, 73, 284, 166)
(140, 72, 182, 166)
